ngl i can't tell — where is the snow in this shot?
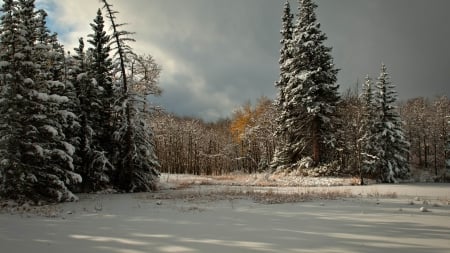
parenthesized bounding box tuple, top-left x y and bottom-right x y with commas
(30, 90, 69, 103)
(297, 70, 313, 81)
(48, 94, 69, 103)
(33, 144, 44, 158)
(62, 141, 76, 156)
(1, 181, 449, 253)
(43, 125, 58, 137)
(0, 60, 10, 67)
(66, 171, 82, 184)
(58, 110, 77, 120)
(13, 52, 25, 59)
(24, 78, 34, 85)
(0, 159, 8, 166)
(77, 73, 88, 81)
(47, 81, 65, 89)
(30, 90, 49, 101)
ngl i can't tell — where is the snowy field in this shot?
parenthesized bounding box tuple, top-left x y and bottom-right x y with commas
(1, 175, 450, 253)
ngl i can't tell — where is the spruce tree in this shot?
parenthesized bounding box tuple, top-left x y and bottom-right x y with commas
(71, 38, 112, 192)
(87, 9, 114, 155)
(359, 75, 378, 180)
(0, 0, 80, 202)
(85, 9, 116, 191)
(102, 0, 160, 191)
(273, 0, 340, 168)
(272, 1, 294, 170)
(373, 64, 410, 182)
(0, 0, 19, 195)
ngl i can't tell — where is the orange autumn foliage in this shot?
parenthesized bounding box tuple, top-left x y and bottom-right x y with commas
(229, 97, 272, 143)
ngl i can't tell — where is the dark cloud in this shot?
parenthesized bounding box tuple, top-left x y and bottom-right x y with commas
(43, 0, 450, 121)
(125, 0, 282, 121)
(315, 0, 450, 99)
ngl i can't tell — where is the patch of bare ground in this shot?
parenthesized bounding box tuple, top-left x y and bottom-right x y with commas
(160, 173, 355, 189)
(0, 200, 62, 217)
(248, 188, 354, 204)
(145, 186, 355, 205)
(366, 190, 398, 199)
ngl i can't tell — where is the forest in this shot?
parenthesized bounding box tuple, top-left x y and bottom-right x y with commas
(153, 93, 450, 181)
(0, 0, 449, 204)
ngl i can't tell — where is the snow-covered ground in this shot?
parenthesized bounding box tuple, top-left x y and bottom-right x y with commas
(1, 176, 450, 253)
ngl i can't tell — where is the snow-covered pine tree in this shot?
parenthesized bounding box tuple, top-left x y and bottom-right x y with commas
(71, 37, 112, 192)
(70, 38, 90, 190)
(0, 0, 18, 196)
(274, 0, 340, 168)
(102, 0, 160, 191)
(87, 9, 115, 161)
(0, 0, 80, 202)
(359, 75, 378, 181)
(272, 1, 294, 170)
(373, 64, 410, 183)
(34, 11, 79, 161)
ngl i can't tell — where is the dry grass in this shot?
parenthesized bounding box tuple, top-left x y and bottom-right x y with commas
(350, 177, 362, 186)
(147, 187, 355, 205)
(366, 190, 398, 199)
(213, 175, 242, 181)
(248, 189, 354, 204)
(163, 173, 355, 188)
(0, 200, 62, 217)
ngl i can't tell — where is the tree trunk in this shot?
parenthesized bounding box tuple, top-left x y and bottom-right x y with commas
(434, 143, 437, 176)
(312, 118, 320, 165)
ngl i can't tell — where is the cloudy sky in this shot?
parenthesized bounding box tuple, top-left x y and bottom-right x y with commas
(36, 0, 450, 121)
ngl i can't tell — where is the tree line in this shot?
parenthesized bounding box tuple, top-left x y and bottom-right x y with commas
(154, 0, 449, 184)
(154, 94, 450, 182)
(0, 0, 160, 203)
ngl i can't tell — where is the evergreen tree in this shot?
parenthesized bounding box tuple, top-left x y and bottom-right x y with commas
(273, 0, 340, 168)
(272, 1, 294, 170)
(85, 9, 116, 191)
(71, 38, 112, 192)
(87, 9, 114, 155)
(34, 11, 79, 168)
(102, 0, 160, 191)
(0, 0, 80, 202)
(373, 64, 410, 182)
(359, 75, 378, 180)
(0, 0, 19, 195)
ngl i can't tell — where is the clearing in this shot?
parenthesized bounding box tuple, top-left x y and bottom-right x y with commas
(1, 174, 449, 253)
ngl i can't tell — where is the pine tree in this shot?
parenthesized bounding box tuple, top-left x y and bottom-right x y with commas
(102, 0, 160, 191)
(272, 1, 294, 170)
(84, 9, 116, 191)
(273, 0, 340, 168)
(87, 9, 114, 155)
(34, 11, 79, 169)
(71, 37, 112, 192)
(373, 64, 410, 183)
(0, 0, 80, 202)
(359, 75, 378, 180)
(0, 0, 19, 195)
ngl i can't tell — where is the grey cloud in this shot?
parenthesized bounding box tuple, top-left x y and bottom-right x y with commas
(316, 0, 450, 98)
(45, 0, 450, 121)
(119, 0, 282, 121)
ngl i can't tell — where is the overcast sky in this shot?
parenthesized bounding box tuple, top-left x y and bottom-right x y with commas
(36, 0, 450, 121)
